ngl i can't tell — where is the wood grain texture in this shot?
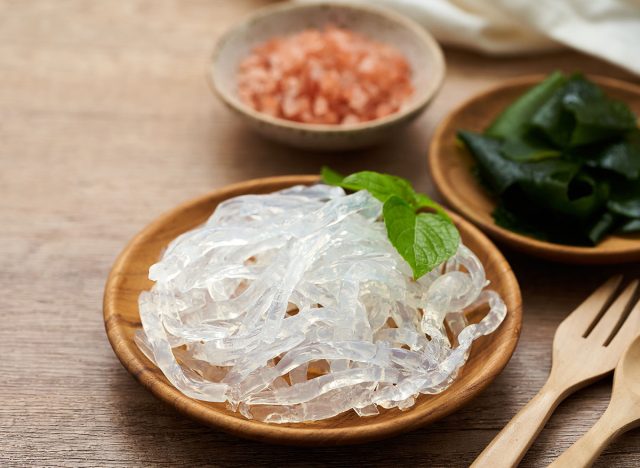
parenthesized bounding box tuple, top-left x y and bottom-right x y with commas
(1, 0, 639, 466)
(103, 175, 522, 446)
(429, 75, 640, 264)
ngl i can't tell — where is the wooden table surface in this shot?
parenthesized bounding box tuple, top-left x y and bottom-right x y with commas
(2, 1, 639, 466)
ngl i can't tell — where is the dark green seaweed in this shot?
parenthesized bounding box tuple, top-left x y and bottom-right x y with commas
(458, 72, 640, 246)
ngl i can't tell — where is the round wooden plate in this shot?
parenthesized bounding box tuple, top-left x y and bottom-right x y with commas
(103, 175, 522, 446)
(429, 75, 640, 264)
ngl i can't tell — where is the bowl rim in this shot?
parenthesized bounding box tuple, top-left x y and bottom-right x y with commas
(428, 73, 640, 264)
(208, 1, 446, 133)
(103, 175, 522, 446)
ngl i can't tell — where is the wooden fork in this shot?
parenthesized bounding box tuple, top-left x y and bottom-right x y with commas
(550, 334, 640, 467)
(471, 276, 640, 468)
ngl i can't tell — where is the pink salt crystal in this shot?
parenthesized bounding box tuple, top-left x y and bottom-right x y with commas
(258, 95, 280, 117)
(237, 26, 413, 125)
(342, 114, 360, 125)
(375, 103, 394, 119)
(347, 85, 368, 112)
(313, 96, 329, 116)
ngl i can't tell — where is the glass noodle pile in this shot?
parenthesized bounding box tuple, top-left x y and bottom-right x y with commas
(136, 184, 506, 423)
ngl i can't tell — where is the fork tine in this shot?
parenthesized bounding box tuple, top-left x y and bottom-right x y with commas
(608, 291, 640, 352)
(561, 275, 623, 332)
(588, 280, 639, 344)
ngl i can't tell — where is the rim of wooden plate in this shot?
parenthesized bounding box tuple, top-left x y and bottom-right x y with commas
(429, 74, 640, 264)
(103, 175, 522, 446)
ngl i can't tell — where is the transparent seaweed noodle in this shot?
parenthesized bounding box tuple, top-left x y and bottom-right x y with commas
(136, 185, 507, 423)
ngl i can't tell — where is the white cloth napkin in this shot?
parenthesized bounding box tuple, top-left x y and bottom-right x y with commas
(296, 0, 640, 75)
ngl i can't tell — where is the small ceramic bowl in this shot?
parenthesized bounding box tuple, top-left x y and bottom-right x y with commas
(209, 2, 445, 151)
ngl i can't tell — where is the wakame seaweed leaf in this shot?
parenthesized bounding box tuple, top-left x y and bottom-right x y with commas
(620, 218, 640, 233)
(518, 164, 607, 221)
(531, 75, 636, 148)
(587, 212, 619, 245)
(563, 78, 636, 135)
(500, 135, 562, 162)
(492, 204, 550, 241)
(530, 87, 576, 148)
(590, 130, 640, 179)
(608, 179, 640, 218)
(486, 71, 567, 139)
(459, 71, 640, 246)
(457, 131, 523, 194)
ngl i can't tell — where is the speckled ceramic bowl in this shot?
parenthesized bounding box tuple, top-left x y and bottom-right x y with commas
(209, 2, 445, 151)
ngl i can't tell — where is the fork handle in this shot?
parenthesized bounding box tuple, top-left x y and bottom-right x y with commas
(550, 403, 638, 468)
(549, 409, 619, 468)
(471, 381, 565, 468)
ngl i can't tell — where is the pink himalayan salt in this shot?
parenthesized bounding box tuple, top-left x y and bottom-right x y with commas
(237, 26, 414, 125)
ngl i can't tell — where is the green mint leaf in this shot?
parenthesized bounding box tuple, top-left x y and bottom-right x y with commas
(341, 171, 417, 205)
(320, 168, 460, 277)
(383, 196, 460, 279)
(320, 166, 345, 186)
(414, 192, 450, 220)
(323, 167, 444, 211)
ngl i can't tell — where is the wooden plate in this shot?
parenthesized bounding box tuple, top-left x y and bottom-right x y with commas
(429, 75, 640, 264)
(103, 175, 522, 446)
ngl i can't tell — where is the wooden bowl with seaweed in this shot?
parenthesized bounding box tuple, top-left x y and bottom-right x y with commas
(429, 74, 640, 264)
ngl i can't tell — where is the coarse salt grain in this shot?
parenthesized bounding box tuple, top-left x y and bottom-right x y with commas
(237, 26, 414, 125)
